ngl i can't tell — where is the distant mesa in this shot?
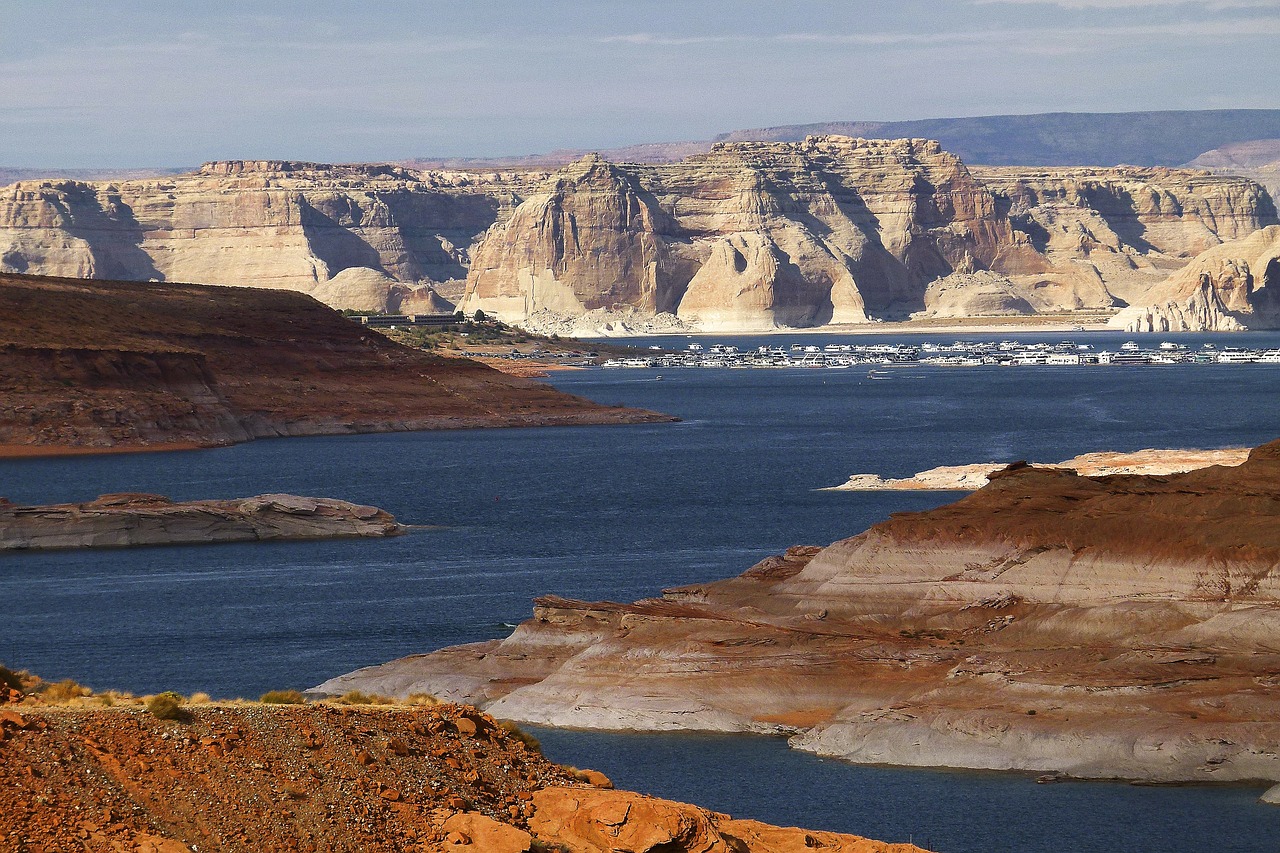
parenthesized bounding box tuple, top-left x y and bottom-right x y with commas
(2, 109, 1279, 332)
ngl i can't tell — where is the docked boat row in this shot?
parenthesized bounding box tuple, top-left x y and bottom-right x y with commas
(599, 341, 1280, 369)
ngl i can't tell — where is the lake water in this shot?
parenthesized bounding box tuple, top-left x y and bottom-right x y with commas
(4, 330, 1280, 852)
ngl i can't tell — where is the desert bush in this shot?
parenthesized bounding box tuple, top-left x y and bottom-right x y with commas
(405, 692, 440, 706)
(338, 690, 395, 705)
(40, 679, 92, 703)
(0, 664, 28, 692)
(146, 691, 186, 720)
(260, 689, 307, 705)
(497, 719, 542, 754)
(189, 692, 212, 704)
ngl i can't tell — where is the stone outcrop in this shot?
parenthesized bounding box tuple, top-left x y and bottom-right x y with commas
(1186, 138, 1280, 201)
(0, 273, 672, 454)
(0, 161, 546, 311)
(462, 137, 1053, 331)
(321, 441, 1280, 784)
(462, 141, 1277, 331)
(0, 700, 927, 852)
(3, 145, 1275, 329)
(828, 446, 1250, 491)
(1109, 225, 1280, 331)
(974, 166, 1278, 308)
(0, 493, 403, 550)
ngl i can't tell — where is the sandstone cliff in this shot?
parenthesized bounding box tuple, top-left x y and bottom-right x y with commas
(3, 145, 1275, 330)
(461, 139, 1277, 331)
(0, 696, 926, 853)
(973, 166, 1277, 308)
(0, 493, 402, 550)
(0, 273, 670, 454)
(321, 441, 1280, 785)
(1108, 224, 1280, 331)
(0, 161, 545, 312)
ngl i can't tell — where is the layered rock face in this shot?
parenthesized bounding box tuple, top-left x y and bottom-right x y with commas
(3, 145, 1274, 329)
(0, 493, 402, 550)
(0, 273, 670, 453)
(1110, 225, 1280, 331)
(463, 137, 1053, 331)
(322, 441, 1280, 784)
(0, 701, 926, 853)
(0, 161, 544, 312)
(974, 166, 1278, 308)
(463, 140, 1278, 331)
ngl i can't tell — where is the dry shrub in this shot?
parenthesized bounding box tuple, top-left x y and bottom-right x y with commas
(40, 679, 92, 703)
(405, 692, 440, 706)
(146, 691, 187, 721)
(338, 690, 395, 706)
(497, 719, 542, 754)
(189, 692, 212, 704)
(260, 689, 307, 705)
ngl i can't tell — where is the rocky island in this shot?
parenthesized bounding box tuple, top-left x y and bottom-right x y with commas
(0, 493, 404, 550)
(0, 273, 671, 455)
(829, 446, 1251, 491)
(318, 440, 1280, 792)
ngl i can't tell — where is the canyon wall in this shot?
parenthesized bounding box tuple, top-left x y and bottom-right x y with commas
(1109, 225, 1280, 331)
(462, 139, 1277, 331)
(1, 144, 1275, 328)
(0, 161, 544, 312)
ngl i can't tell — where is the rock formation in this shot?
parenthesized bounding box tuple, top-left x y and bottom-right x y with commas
(0, 273, 671, 455)
(0, 161, 546, 312)
(974, 166, 1277, 308)
(0, 493, 403, 550)
(0, 698, 927, 853)
(828, 446, 1250, 491)
(2, 145, 1275, 330)
(1109, 225, 1280, 331)
(321, 440, 1280, 784)
(461, 140, 1277, 331)
(1186, 138, 1280, 201)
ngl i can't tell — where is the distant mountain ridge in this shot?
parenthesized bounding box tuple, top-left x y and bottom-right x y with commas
(718, 110, 1280, 167)
(400, 109, 1280, 170)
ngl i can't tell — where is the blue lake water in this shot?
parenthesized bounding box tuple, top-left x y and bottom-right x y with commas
(4, 329, 1280, 852)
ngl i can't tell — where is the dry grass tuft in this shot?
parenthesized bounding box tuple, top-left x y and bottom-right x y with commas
(260, 689, 307, 705)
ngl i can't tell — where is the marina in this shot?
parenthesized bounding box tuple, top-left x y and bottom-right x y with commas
(591, 339, 1280, 369)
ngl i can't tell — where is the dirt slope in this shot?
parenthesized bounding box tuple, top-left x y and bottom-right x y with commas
(0, 273, 670, 455)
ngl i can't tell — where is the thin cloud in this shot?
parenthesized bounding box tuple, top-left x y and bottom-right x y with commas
(603, 17, 1280, 49)
(972, 0, 1278, 8)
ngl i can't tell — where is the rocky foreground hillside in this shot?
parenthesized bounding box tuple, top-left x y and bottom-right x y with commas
(0, 273, 668, 455)
(2, 140, 1276, 331)
(0, 698, 925, 852)
(321, 441, 1280, 792)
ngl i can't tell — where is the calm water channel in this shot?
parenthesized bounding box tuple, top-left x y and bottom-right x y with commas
(4, 330, 1279, 852)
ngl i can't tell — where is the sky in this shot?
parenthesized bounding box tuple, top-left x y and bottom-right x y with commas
(3, 0, 1279, 167)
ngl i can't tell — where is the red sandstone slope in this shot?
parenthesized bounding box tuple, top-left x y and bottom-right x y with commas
(0, 273, 670, 454)
(0, 699, 926, 853)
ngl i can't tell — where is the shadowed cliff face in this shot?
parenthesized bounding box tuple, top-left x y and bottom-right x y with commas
(462, 138, 1278, 330)
(1, 145, 1274, 327)
(1110, 225, 1280, 331)
(0, 163, 546, 312)
(0, 273, 671, 453)
(320, 440, 1280, 784)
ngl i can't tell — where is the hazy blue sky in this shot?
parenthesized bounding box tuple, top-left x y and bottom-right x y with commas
(3, 0, 1279, 167)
